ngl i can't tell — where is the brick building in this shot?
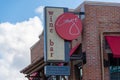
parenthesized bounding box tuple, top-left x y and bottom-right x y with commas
(20, 1, 120, 80)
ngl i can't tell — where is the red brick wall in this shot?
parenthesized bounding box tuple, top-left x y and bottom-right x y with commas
(81, 3, 120, 80)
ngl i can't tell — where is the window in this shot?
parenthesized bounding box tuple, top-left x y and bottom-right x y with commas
(101, 32, 120, 80)
(108, 54, 120, 80)
(103, 33, 120, 80)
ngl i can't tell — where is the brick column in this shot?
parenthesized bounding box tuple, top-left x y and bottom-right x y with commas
(82, 5, 102, 80)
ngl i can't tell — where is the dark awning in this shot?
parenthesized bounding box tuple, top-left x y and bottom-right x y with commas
(105, 36, 120, 58)
(70, 43, 81, 56)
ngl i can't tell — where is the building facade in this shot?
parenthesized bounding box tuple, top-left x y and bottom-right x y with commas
(21, 1, 120, 80)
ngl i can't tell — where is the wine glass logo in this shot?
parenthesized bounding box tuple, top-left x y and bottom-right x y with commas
(69, 20, 80, 36)
(55, 13, 82, 40)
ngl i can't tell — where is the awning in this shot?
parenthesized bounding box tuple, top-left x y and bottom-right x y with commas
(69, 43, 81, 56)
(57, 44, 81, 66)
(29, 72, 38, 80)
(105, 36, 120, 58)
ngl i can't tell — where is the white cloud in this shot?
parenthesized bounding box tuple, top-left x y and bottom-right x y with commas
(0, 16, 43, 80)
(35, 6, 44, 14)
(35, 6, 44, 20)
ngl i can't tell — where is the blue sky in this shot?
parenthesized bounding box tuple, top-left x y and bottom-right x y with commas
(0, 0, 84, 23)
(0, 0, 120, 80)
(0, 0, 120, 23)
(0, 0, 41, 23)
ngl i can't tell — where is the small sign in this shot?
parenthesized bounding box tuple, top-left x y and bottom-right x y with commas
(44, 7, 70, 62)
(45, 66, 70, 76)
(55, 13, 82, 40)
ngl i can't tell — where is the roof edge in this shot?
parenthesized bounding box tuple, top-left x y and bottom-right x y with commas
(84, 1, 120, 6)
(20, 57, 44, 74)
(75, 1, 120, 12)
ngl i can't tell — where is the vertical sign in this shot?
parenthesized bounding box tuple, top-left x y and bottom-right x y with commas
(44, 7, 69, 62)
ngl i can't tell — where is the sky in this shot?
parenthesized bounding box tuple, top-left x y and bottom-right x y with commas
(0, 0, 120, 80)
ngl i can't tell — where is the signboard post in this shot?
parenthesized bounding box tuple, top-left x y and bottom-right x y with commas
(44, 7, 70, 62)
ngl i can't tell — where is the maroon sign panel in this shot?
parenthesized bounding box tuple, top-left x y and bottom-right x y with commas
(55, 13, 82, 40)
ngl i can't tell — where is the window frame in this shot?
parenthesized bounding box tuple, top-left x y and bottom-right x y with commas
(100, 32, 120, 80)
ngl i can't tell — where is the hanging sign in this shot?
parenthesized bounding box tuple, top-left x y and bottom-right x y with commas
(44, 7, 70, 62)
(55, 13, 82, 40)
(45, 66, 70, 76)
